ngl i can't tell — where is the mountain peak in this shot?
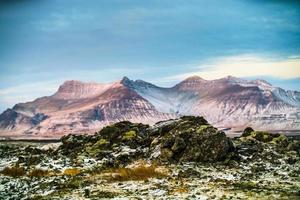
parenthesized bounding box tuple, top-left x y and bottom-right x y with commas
(220, 75, 242, 82)
(225, 75, 238, 79)
(120, 76, 133, 86)
(120, 77, 158, 90)
(183, 75, 206, 82)
(121, 76, 130, 82)
(174, 75, 207, 90)
(61, 80, 85, 86)
(56, 80, 86, 93)
(53, 80, 114, 100)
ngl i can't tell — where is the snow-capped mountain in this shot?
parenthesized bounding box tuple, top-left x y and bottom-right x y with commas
(122, 76, 300, 130)
(0, 76, 299, 138)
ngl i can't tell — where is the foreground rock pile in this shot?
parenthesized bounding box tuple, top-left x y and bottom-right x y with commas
(56, 116, 235, 166)
(0, 116, 299, 199)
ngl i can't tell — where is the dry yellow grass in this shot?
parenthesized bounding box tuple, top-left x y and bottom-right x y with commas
(28, 168, 51, 177)
(0, 166, 26, 177)
(173, 186, 189, 193)
(63, 168, 81, 176)
(106, 165, 167, 181)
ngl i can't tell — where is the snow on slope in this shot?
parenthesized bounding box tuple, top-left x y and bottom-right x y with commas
(0, 76, 299, 138)
(121, 77, 199, 115)
(123, 76, 300, 130)
(273, 88, 300, 107)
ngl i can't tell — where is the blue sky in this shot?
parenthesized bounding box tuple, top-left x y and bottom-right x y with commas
(0, 0, 300, 112)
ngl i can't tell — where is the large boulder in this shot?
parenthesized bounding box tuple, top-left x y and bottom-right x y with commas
(95, 121, 151, 149)
(150, 116, 234, 162)
(82, 121, 151, 167)
(241, 127, 254, 137)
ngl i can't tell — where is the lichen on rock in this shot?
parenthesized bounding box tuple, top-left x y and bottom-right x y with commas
(122, 130, 137, 140)
(150, 116, 234, 163)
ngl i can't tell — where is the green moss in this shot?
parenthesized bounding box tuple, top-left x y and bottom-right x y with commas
(233, 181, 258, 190)
(270, 134, 288, 145)
(97, 139, 109, 146)
(64, 176, 82, 189)
(196, 125, 213, 134)
(85, 139, 109, 154)
(185, 127, 195, 133)
(250, 131, 272, 142)
(263, 134, 269, 141)
(85, 140, 109, 157)
(122, 130, 137, 140)
(89, 190, 118, 198)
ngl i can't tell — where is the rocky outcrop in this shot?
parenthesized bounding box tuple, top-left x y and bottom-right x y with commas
(241, 127, 289, 146)
(56, 121, 152, 167)
(232, 127, 300, 167)
(55, 116, 235, 166)
(150, 116, 234, 162)
(55, 117, 300, 167)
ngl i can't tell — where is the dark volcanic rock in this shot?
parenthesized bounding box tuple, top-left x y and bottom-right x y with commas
(150, 116, 235, 162)
(240, 128, 290, 147)
(96, 121, 151, 149)
(56, 116, 235, 165)
(56, 121, 152, 167)
(242, 127, 254, 137)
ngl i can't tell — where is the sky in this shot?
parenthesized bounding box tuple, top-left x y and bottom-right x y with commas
(0, 0, 300, 112)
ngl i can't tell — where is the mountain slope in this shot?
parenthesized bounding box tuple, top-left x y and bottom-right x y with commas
(123, 76, 300, 130)
(0, 79, 175, 138)
(0, 76, 299, 138)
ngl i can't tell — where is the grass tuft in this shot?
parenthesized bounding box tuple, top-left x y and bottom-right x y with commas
(107, 164, 166, 181)
(0, 166, 26, 177)
(63, 168, 81, 176)
(28, 168, 50, 177)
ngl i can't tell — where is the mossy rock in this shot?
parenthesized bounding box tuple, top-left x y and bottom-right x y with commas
(270, 134, 288, 146)
(242, 127, 254, 137)
(96, 121, 150, 148)
(58, 134, 97, 156)
(151, 116, 234, 162)
(250, 131, 272, 142)
(287, 140, 300, 152)
(196, 125, 216, 134)
(242, 129, 290, 147)
(93, 139, 110, 148)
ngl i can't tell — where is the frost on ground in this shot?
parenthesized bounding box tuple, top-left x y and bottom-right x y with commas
(0, 116, 299, 200)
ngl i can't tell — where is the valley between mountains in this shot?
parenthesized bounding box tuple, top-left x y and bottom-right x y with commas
(0, 76, 299, 138)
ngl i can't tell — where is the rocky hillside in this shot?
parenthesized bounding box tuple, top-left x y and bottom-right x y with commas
(0, 116, 299, 199)
(0, 76, 299, 138)
(0, 79, 175, 138)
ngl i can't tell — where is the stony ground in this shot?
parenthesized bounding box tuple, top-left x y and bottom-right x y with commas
(0, 117, 299, 200)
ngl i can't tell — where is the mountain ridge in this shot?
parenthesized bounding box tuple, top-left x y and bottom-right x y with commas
(0, 75, 299, 138)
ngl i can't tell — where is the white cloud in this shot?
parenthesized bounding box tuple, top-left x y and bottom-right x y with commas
(168, 54, 300, 81)
(0, 81, 60, 111)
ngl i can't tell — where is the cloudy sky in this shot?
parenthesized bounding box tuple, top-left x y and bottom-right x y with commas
(0, 0, 300, 112)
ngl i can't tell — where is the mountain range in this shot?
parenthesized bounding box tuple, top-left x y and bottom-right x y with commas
(0, 76, 299, 138)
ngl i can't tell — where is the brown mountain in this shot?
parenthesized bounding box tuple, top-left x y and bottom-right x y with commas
(0, 76, 299, 138)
